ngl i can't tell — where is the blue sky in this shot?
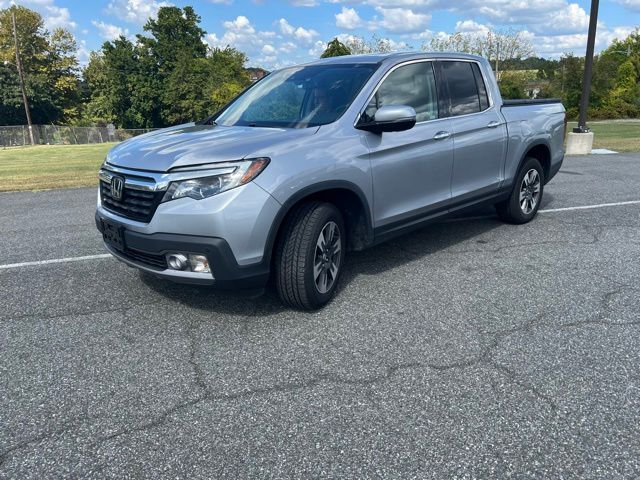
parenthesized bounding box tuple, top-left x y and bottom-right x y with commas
(2, 0, 639, 68)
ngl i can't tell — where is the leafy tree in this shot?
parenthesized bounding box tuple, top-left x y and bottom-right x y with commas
(163, 47, 249, 124)
(0, 5, 48, 68)
(0, 5, 80, 125)
(321, 38, 351, 58)
(138, 6, 206, 74)
(88, 38, 137, 127)
(47, 28, 81, 121)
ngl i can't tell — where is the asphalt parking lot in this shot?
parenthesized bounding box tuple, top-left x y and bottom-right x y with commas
(1, 153, 640, 479)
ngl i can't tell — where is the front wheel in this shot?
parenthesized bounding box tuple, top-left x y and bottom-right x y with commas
(275, 202, 345, 310)
(495, 157, 544, 224)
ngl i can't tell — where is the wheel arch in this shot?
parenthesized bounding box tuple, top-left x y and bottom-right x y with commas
(263, 181, 374, 266)
(520, 141, 551, 183)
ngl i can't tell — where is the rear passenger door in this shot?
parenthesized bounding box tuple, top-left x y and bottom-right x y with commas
(438, 61, 507, 202)
(358, 61, 454, 232)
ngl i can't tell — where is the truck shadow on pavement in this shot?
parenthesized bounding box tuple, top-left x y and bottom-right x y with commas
(137, 200, 553, 316)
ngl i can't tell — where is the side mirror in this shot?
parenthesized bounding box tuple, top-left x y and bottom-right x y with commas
(356, 105, 417, 133)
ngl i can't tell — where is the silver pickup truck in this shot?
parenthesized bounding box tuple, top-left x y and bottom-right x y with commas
(96, 52, 565, 310)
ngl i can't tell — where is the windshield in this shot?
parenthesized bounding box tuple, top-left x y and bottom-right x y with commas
(215, 64, 377, 128)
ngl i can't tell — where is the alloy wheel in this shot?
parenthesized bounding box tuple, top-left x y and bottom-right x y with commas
(313, 221, 342, 294)
(519, 168, 541, 214)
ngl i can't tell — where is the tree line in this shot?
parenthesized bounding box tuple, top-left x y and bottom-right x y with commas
(1, 4, 638, 129)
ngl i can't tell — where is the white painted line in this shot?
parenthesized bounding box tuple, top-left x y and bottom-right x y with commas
(591, 148, 618, 155)
(539, 200, 640, 213)
(0, 254, 112, 270)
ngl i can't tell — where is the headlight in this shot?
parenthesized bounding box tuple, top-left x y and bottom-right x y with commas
(161, 158, 270, 203)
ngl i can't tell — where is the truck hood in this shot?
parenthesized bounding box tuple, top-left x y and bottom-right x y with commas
(106, 123, 319, 172)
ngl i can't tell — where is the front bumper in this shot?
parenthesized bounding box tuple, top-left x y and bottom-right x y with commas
(96, 212, 270, 289)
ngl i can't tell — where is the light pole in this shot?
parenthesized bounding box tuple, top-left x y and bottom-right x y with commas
(574, 0, 599, 134)
(10, 9, 36, 145)
(565, 0, 599, 155)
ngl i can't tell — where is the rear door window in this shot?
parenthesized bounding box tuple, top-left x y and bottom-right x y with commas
(440, 61, 482, 116)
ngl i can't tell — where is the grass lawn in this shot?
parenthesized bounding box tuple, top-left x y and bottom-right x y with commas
(0, 143, 116, 192)
(567, 120, 640, 152)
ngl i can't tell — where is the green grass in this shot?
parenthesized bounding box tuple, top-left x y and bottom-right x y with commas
(567, 120, 640, 152)
(0, 143, 116, 192)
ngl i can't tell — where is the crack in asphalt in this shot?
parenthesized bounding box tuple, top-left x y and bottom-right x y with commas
(89, 311, 558, 447)
(0, 418, 85, 468)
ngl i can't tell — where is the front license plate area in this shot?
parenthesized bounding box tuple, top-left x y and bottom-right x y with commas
(102, 219, 125, 251)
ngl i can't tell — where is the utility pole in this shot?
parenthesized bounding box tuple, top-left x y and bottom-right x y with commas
(11, 9, 35, 145)
(574, 0, 599, 133)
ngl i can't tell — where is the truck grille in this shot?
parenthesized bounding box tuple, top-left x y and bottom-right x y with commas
(100, 180, 164, 223)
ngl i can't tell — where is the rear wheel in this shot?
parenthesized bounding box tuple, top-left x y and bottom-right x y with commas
(275, 202, 345, 310)
(496, 156, 544, 224)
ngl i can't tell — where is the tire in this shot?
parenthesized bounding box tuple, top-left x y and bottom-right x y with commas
(275, 202, 345, 310)
(495, 156, 545, 224)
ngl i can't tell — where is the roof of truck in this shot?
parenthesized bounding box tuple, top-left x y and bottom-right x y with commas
(301, 51, 485, 66)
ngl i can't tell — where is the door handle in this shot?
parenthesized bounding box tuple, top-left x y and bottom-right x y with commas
(433, 131, 451, 140)
(487, 121, 500, 128)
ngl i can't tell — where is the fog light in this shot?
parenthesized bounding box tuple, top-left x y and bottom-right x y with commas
(188, 254, 210, 273)
(167, 253, 188, 270)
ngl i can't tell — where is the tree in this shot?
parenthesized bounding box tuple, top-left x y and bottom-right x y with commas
(84, 37, 139, 127)
(84, 5, 251, 128)
(0, 5, 80, 125)
(163, 47, 249, 125)
(321, 38, 350, 58)
(138, 6, 206, 74)
(426, 28, 534, 75)
(47, 28, 81, 121)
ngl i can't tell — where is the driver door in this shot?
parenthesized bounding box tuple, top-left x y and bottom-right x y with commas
(358, 61, 454, 233)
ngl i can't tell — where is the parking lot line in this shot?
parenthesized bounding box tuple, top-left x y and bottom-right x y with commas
(0, 254, 112, 270)
(539, 199, 640, 213)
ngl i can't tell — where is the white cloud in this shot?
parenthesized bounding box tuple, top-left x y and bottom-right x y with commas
(208, 16, 301, 68)
(277, 18, 319, 44)
(76, 39, 90, 65)
(0, 0, 77, 30)
(613, 0, 640, 11)
(290, 0, 318, 5)
(335, 5, 430, 33)
(279, 41, 298, 52)
(262, 44, 277, 55)
(92, 20, 130, 41)
(105, 0, 170, 25)
(223, 15, 255, 33)
(336, 7, 363, 29)
(455, 20, 490, 35)
(545, 3, 590, 33)
(209, 0, 234, 4)
(308, 40, 327, 57)
(375, 7, 431, 33)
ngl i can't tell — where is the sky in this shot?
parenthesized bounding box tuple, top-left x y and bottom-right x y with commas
(1, 0, 639, 69)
